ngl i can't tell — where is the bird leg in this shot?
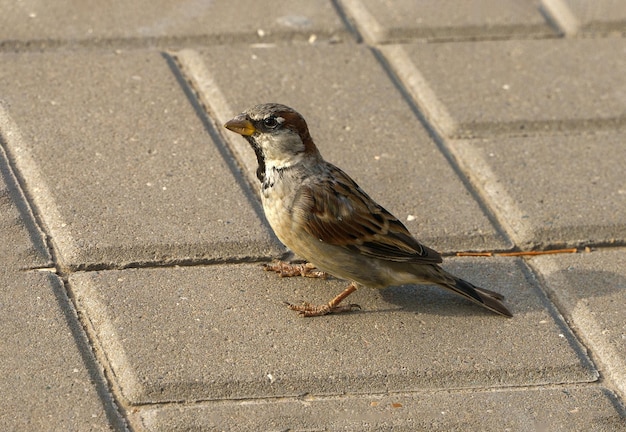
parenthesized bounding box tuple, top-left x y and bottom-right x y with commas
(264, 260, 329, 279)
(286, 282, 361, 317)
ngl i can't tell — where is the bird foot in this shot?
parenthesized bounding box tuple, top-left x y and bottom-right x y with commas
(284, 282, 361, 317)
(284, 301, 361, 317)
(263, 260, 329, 279)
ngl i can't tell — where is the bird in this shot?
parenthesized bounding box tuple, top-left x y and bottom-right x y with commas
(224, 103, 512, 318)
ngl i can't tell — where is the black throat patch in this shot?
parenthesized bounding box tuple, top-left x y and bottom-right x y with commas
(245, 137, 266, 182)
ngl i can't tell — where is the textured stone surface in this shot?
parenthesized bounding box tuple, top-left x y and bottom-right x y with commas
(0, 270, 118, 431)
(0, 50, 281, 270)
(562, 0, 626, 33)
(448, 131, 626, 249)
(0, 144, 51, 270)
(343, 0, 555, 43)
(382, 39, 626, 138)
(530, 249, 626, 398)
(137, 386, 625, 432)
(70, 259, 596, 404)
(0, 0, 348, 47)
(1, 0, 625, 430)
(176, 43, 511, 253)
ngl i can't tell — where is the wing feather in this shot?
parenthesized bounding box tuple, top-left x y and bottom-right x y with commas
(295, 166, 442, 264)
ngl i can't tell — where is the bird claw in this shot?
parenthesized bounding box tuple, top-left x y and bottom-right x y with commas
(284, 301, 361, 317)
(264, 261, 329, 279)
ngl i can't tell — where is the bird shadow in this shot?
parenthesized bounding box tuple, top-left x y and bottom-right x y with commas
(376, 284, 501, 318)
(372, 259, 528, 318)
(273, 256, 626, 320)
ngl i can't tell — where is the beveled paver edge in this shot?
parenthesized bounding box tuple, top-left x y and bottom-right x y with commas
(69, 271, 145, 406)
(0, 144, 52, 270)
(378, 44, 458, 138)
(541, 0, 581, 36)
(0, 103, 78, 271)
(528, 250, 626, 399)
(172, 48, 261, 198)
(447, 139, 537, 248)
(44, 270, 131, 431)
(133, 384, 626, 431)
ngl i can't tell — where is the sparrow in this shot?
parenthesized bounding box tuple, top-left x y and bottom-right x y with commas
(224, 103, 512, 318)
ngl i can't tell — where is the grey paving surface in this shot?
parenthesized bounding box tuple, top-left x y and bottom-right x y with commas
(530, 249, 626, 398)
(343, 0, 557, 43)
(449, 132, 626, 249)
(137, 386, 625, 431)
(176, 43, 511, 253)
(1, 0, 625, 431)
(382, 38, 626, 138)
(69, 259, 595, 404)
(0, 50, 281, 271)
(1, 147, 120, 429)
(0, 0, 347, 47)
(0, 145, 51, 270)
(0, 270, 120, 431)
(547, 0, 626, 34)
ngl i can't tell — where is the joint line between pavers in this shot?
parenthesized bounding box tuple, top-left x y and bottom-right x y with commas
(131, 380, 609, 411)
(69, 273, 143, 406)
(0, 105, 79, 268)
(329, 0, 365, 43)
(568, 302, 626, 399)
(451, 142, 532, 247)
(337, 0, 383, 44)
(373, 46, 515, 251)
(380, 45, 457, 138)
(540, 0, 580, 37)
(0, 143, 52, 269)
(527, 259, 626, 398)
(171, 48, 262, 200)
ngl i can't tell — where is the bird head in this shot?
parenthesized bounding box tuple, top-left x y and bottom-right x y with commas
(224, 103, 320, 181)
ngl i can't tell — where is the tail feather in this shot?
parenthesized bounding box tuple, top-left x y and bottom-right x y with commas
(442, 276, 513, 318)
(473, 285, 505, 301)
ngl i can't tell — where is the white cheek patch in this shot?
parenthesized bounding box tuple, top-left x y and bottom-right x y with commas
(259, 129, 306, 169)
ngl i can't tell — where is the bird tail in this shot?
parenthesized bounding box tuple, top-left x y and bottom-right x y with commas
(432, 267, 513, 317)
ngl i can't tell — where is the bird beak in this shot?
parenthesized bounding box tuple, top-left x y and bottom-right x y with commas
(224, 115, 256, 136)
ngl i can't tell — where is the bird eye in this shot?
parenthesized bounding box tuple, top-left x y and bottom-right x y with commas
(262, 116, 279, 129)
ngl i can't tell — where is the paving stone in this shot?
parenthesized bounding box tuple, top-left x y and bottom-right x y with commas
(0, 0, 348, 47)
(0, 145, 51, 270)
(553, 0, 626, 34)
(0, 50, 281, 270)
(382, 38, 626, 138)
(70, 258, 596, 405)
(175, 43, 511, 253)
(0, 270, 118, 431)
(342, 0, 556, 43)
(529, 248, 626, 398)
(566, 0, 626, 32)
(137, 386, 625, 431)
(448, 131, 626, 249)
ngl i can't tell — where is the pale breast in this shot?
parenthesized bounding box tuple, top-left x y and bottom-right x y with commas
(260, 173, 386, 288)
(261, 169, 300, 250)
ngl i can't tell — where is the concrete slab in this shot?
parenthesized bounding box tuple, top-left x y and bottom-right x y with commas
(70, 258, 596, 405)
(137, 386, 625, 431)
(382, 39, 626, 138)
(0, 145, 51, 270)
(342, 0, 556, 43)
(0, 50, 281, 270)
(448, 131, 626, 249)
(0, 270, 119, 431)
(529, 248, 626, 399)
(175, 43, 511, 253)
(0, 0, 349, 48)
(550, 0, 626, 34)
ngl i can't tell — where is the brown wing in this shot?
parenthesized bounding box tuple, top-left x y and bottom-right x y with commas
(292, 166, 442, 264)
